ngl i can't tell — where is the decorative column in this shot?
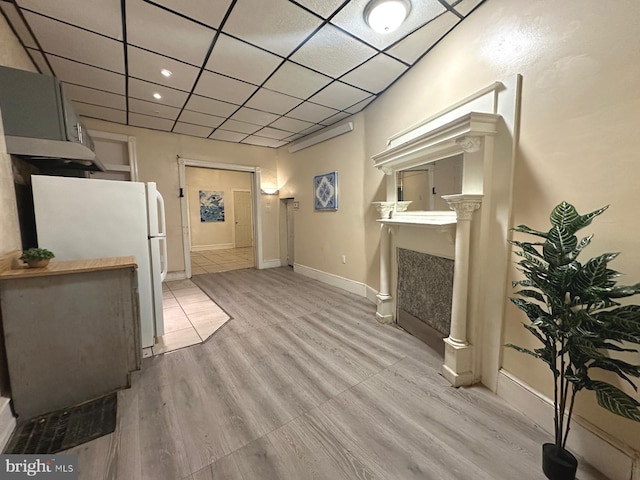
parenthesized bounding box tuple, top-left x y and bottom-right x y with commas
(441, 193, 482, 387)
(372, 202, 395, 324)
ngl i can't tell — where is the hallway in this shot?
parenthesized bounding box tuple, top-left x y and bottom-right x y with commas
(190, 247, 254, 275)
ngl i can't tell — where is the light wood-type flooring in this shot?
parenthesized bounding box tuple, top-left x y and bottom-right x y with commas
(65, 267, 606, 480)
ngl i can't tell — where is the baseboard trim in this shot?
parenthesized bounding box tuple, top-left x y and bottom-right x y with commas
(261, 259, 282, 269)
(165, 271, 187, 282)
(293, 264, 367, 297)
(365, 285, 378, 305)
(190, 243, 234, 252)
(496, 369, 638, 480)
(0, 397, 15, 451)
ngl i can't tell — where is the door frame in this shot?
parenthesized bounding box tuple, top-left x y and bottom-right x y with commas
(178, 158, 264, 278)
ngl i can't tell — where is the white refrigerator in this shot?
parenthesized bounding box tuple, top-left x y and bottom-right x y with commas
(31, 175, 167, 348)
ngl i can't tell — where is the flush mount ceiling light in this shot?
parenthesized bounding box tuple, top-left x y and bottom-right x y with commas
(152, 92, 162, 100)
(364, 0, 411, 34)
(160, 69, 173, 77)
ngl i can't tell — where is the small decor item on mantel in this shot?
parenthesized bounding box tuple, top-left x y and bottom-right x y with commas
(507, 201, 640, 480)
(396, 200, 412, 212)
(20, 248, 55, 268)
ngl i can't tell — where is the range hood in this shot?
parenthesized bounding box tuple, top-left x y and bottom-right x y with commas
(0, 65, 104, 172)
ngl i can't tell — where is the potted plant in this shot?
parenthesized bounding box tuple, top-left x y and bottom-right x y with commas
(20, 248, 55, 268)
(507, 201, 640, 480)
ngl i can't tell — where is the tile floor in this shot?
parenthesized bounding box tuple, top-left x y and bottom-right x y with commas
(190, 246, 254, 275)
(142, 279, 230, 357)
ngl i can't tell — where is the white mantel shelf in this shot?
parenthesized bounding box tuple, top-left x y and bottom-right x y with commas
(377, 217, 456, 227)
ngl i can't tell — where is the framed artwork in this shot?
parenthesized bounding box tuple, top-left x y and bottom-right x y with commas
(314, 171, 338, 211)
(199, 190, 225, 222)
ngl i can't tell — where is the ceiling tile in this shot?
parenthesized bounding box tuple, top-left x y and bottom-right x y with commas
(26, 48, 52, 75)
(126, 0, 214, 66)
(331, 0, 446, 50)
(63, 83, 126, 110)
(223, 0, 322, 57)
(386, 12, 460, 64)
(128, 78, 189, 107)
(210, 130, 247, 142)
(263, 61, 331, 99)
(1, 1, 37, 48)
(242, 136, 286, 148)
(269, 116, 315, 133)
(194, 70, 257, 105)
(245, 89, 302, 115)
(319, 111, 352, 126)
(127, 46, 200, 92)
(454, 0, 485, 16)
(206, 34, 282, 86)
(177, 110, 225, 128)
(173, 122, 213, 138)
(341, 54, 408, 93)
(17, 0, 123, 40)
(75, 102, 126, 124)
(230, 108, 279, 126)
(293, 0, 345, 19)
(129, 112, 174, 131)
(290, 24, 377, 78)
(150, 0, 232, 29)
(129, 98, 181, 120)
(218, 119, 261, 135)
(299, 124, 324, 136)
(253, 127, 291, 140)
(308, 81, 371, 110)
(287, 101, 339, 123)
(285, 133, 304, 142)
(23, 11, 124, 72)
(184, 94, 238, 117)
(46, 55, 125, 94)
(345, 95, 375, 114)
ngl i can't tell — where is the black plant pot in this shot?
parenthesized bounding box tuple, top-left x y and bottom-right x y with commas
(542, 443, 578, 480)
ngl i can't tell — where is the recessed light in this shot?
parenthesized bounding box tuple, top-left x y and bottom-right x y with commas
(364, 0, 411, 34)
(160, 69, 173, 77)
(153, 92, 162, 100)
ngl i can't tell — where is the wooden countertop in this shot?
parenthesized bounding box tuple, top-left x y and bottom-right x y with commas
(0, 256, 137, 279)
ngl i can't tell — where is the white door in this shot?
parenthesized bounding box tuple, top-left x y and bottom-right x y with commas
(286, 199, 295, 267)
(233, 190, 253, 248)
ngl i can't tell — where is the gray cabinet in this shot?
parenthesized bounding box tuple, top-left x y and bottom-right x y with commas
(0, 260, 141, 419)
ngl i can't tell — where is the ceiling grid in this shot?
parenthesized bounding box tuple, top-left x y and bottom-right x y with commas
(0, 0, 485, 148)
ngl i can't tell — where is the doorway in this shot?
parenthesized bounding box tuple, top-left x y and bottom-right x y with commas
(180, 161, 260, 277)
(285, 198, 295, 267)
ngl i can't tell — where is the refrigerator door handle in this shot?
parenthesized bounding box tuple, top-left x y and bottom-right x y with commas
(156, 190, 167, 236)
(159, 236, 168, 282)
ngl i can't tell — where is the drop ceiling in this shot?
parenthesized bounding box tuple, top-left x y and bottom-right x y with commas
(0, 0, 485, 148)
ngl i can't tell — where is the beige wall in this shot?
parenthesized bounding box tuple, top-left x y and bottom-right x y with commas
(361, 0, 640, 451)
(81, 118, 280, 271)
(185, 167, 252, 250)
(0, 16, 37, 396)
(276, 115, 367, 283)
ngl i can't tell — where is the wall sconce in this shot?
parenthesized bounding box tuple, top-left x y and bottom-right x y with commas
(260, 187, 279, 195)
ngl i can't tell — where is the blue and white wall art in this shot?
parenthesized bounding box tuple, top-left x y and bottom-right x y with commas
(199, 190, 225, 222)
(314, 171, 338, 211)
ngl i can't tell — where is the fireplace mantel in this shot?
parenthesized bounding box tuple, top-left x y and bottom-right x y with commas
(370, 76, 521, 390)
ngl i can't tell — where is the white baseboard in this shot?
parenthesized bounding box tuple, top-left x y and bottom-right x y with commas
(190, 243, 234, 252)
(365, 285, 378, 305)
(0, 397, 15, 451)
(261, 259, 282, 269)
(165, 271, 187, 282)
(496, 369, 638, 480)
(293, 264, 367, 297)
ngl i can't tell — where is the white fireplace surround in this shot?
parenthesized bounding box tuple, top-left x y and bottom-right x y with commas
(371, 76, 521, 390)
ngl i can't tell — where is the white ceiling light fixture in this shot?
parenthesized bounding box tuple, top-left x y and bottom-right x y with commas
(152, 92, 162, 100)
(160, 69, 173, 77)
(364, 0, 411, 34)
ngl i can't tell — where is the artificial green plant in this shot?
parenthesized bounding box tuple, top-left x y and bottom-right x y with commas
(508, 201, 640, 450)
